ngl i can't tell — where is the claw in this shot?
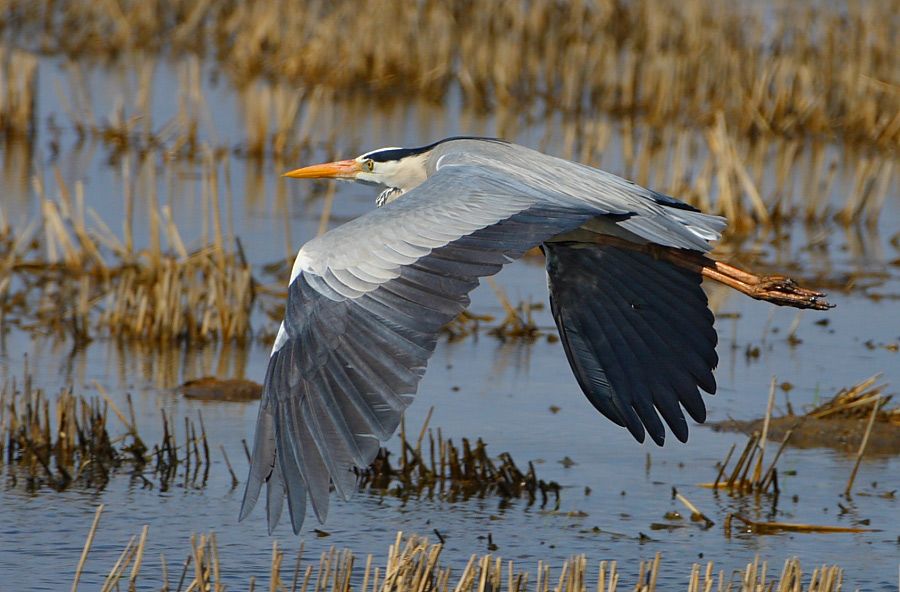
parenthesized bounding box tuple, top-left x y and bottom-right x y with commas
(749, 276, 834, 310)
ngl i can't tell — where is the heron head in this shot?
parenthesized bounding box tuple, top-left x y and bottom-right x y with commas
(284, 145, 430, 206)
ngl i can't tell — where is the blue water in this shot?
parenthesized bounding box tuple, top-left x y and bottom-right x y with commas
(0, 55, 898, 590)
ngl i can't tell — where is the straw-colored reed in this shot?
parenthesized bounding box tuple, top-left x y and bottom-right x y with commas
(357, 411, 561, 507)
(1, 1, 894, 228)
(4, 0, 896, 152)
(0, 154, 256, 344)
(0, 47, 37, 137)
(71, 524, 847, 592)
(0, 367, 212, 492)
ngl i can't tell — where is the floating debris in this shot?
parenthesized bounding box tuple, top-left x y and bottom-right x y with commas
(726, 514, 879, 535)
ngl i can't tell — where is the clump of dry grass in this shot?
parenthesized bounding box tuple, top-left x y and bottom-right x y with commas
(71, 524, 847, 592)
(0, 367, 212, 492)
(701, 380, 786, 496)
(4, 0, 896, 151)
(0, 156, 257, 344)
(710, 375, 900, 456)
(357, 411, 561, 508)
(807, 375, 898, 425)
(2, 1, 895, 227)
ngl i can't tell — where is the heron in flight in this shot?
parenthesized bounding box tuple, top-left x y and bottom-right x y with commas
(240, 137, 829, 533)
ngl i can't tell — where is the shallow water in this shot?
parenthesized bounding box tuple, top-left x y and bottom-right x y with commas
(1, 56, 898, 590)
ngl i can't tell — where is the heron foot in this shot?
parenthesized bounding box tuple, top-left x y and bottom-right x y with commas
(738, 274, 834, 310)
(694, 259, 833, 310)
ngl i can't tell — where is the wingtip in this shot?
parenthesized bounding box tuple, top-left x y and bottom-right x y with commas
(238, 502, 253, 523)
(238, 479, 260, 522)
(309, 494, 330, 525)
(290, 511, 305, 536)
(628, 423, 646, 444)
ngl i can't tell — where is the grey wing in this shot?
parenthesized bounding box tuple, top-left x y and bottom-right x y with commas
(544, 242, 717, 446)
(240, 167, 603, 534)
(240, 151, 726, 534)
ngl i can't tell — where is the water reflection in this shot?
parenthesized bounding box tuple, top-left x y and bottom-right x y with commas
(0, 333, 255, 393)
(0, 40, 898, 592)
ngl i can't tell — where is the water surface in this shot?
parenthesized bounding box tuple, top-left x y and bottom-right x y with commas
(1, 55, 898, 591)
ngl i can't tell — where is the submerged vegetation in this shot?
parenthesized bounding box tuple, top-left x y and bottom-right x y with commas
(357, 412, 561, 508)
(0, 365, 214, 492)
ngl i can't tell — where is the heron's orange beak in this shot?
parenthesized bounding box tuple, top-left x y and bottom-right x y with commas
(283, 159, 362, 179)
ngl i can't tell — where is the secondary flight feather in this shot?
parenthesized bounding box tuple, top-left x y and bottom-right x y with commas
(240, 137, 830, 534)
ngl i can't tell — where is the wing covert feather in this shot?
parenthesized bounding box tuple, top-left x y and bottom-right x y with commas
(241, 189, 596, 533)
(242, 141, 726, 533)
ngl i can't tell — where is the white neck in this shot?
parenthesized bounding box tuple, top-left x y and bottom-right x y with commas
(358, 153, 429, 196)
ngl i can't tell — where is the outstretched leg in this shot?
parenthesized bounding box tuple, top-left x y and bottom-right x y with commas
(592, 235, 833, 311)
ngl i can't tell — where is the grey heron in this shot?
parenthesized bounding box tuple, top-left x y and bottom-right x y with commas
(240, 136, 829, 533)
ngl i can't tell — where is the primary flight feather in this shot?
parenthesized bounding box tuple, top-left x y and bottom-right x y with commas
(240, 137, 828, 534)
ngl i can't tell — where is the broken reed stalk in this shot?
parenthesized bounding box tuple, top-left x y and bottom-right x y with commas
(726, 514, 878, 535)
(71, 504, 104, 592)
(73, 527, 850, 592)
(220, 444, 239, 488)
(752, 377, 777, 485)
(1, 374, 213, 492)
(843, 396, 880, 497)
(673, 489, 714, 528)
(712, 443, 735, 490)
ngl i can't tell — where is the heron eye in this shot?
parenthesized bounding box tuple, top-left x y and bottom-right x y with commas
(365, 159, 375, 172)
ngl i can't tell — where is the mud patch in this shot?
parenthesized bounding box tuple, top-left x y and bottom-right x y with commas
(180, 376, 262, 401)
(710, 415, 900, 455)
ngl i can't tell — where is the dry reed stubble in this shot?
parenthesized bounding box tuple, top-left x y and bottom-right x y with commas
(71, 525, 848, 592)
